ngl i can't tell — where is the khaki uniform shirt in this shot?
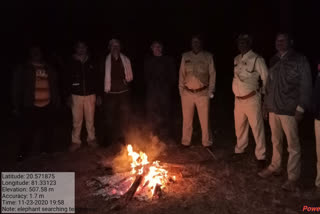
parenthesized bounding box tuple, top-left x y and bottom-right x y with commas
(179, 51, 216, 96)
(232, 50, 268, 97)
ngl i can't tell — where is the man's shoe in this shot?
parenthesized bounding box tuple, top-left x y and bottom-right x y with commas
(181, 144, 191, 149)
(315, 187, 320, 198)
(88, 139, 98, 148)
(281, 180, 298, 192)
(204, 145, 213, 152)
(258, 168, 281, 178)
(69, 143, 81, 152)
(302, 187, 320, 200)
(256, 160, 267, 170)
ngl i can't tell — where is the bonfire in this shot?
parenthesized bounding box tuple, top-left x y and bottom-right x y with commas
(87, 144, 177, 203)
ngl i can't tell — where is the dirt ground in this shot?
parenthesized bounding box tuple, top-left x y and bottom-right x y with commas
(1, 91, 319, 214)
(2, 128, 319, 214)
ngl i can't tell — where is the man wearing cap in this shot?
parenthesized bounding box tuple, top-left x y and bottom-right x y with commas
(102, 39, 133, 145)
(258, 33, 312, 192)
(231, 34, 268, 169)
(179, 35, 216, 148)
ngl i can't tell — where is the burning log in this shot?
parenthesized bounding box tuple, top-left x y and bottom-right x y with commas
(96, 144, 180, 210)
(153, 184, 162, 198)
(123, 175, 143, 202)
(110, 175, 143, 211)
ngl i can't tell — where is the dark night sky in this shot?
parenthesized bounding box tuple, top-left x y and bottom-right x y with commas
(2, 0, 319, 58)
(2, 0, 320, 115)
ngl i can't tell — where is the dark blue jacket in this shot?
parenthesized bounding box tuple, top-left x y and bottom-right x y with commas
(66, 56, 98, 96)
(264, 50, 313, 116)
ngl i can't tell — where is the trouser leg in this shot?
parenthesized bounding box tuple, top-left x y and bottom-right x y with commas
(159, 102, 170, 140)
(181, 93, 195, 146)
(146, 95, 170, 140)
(103, 93, 116, 144)
(146, 97, 157, 134)
(246, 95, 266, 160)
(71, 95, 84, 144)
(268, 113, 284, 172)
(195, 95, 211, 147)
(39, 105, 54, 153)
(118, 92, 130, 142)
(84, 94, 96, 142)
(234, 98, 250, 153)
(315, 119, 320, 187)
(19, 108, 37, 157)
(281, 115, 301, 181)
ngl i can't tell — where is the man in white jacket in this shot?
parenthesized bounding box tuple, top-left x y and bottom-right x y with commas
(102, 39, 133, 145)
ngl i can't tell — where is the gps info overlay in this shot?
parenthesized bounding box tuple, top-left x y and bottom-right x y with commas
(1, 172, 75, 213)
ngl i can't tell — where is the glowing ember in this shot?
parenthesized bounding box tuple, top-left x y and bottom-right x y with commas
(127, 144, 169, 197)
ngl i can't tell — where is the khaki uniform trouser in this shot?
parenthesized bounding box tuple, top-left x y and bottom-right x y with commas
(181, 91, 212, 147)
(315, 119, 320, 187)
(71, 94, 96, 144)
(268, 113, 300, 181)
(234, 94, 266, 160)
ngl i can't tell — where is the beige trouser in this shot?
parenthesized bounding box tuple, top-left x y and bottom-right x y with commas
(71, 94, 96, 144)
(315, 119, 320, 187)
(268, 113, 300, 181)
(234, 94, 266, 160)
(181, 91, 212, 147)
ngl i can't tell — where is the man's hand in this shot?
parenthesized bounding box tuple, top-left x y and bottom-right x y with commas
(66, 95, 72, 108)
(96, 96, 102, 106)
(295, 110, 304, 123)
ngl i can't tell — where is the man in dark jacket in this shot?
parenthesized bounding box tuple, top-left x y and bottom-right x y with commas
(12, 46, 60, 161)
(258, 33, 312, 191)
(312, 63, 320, 195)
(66, 41, 99, 151)
(144, 41, 176, 141)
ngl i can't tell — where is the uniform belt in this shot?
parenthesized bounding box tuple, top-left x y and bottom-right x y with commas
(184, 86, 208, 93)
(236, 91, 256, 100)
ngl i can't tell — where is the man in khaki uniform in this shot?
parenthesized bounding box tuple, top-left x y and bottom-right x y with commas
(232, 34, 268, 169)
(179, 35, 216, 148)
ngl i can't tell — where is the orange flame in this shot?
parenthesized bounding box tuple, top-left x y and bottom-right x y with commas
(127, 144, 169, 196)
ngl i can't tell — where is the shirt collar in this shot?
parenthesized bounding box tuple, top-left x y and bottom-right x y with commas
(112, 55, 121, 61)
(241, 50, 253, 60)
(191, 50, 204, 56)
(277, 49, 292, 59)
(279, 51, 288, 58)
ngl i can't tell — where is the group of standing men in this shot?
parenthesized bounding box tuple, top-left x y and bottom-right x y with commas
(230, 33, 315, 193)
(12, 33, 320, 194)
